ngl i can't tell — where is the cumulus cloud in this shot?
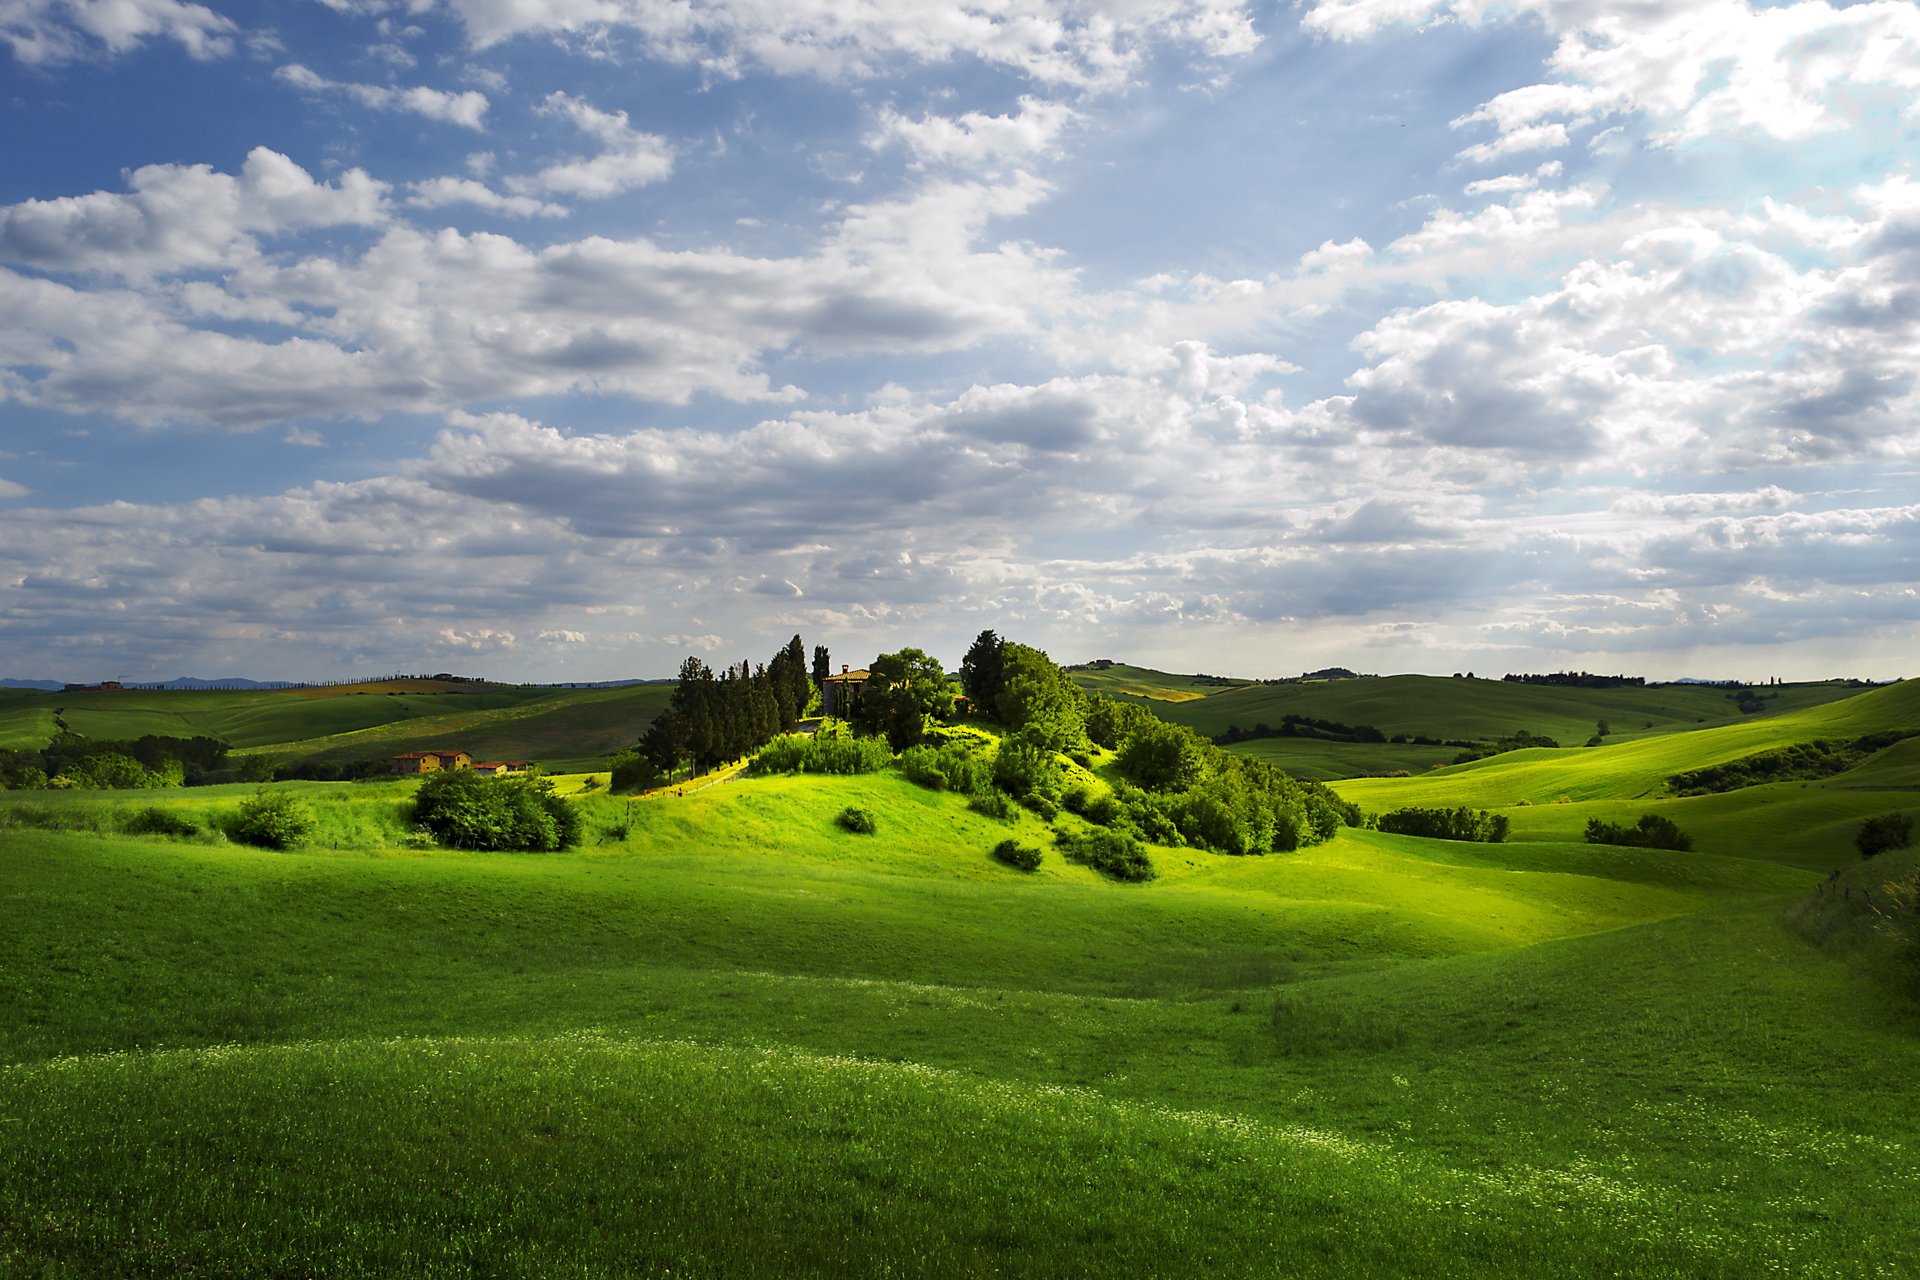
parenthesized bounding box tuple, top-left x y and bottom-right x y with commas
(275, 63, 491, 130)
(0, 147, 387, 281)
(2, 0, 237, 64)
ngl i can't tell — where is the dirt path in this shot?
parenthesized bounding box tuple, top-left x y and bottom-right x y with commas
(641, 757, 749, 799)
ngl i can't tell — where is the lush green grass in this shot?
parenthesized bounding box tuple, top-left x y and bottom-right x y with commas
(1148, 674, 1871, 748)
(6, 680, 1920, 1275)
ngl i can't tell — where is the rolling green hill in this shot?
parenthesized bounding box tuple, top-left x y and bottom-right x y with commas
(1150, 673, 1871, 745)
(5, 669, 1919, 1275)
(0, 679, 672, 772)
(1067, 662, 1254, 702)
(1331, 678, 1920, 869)
(5, 753, 1919, 1275)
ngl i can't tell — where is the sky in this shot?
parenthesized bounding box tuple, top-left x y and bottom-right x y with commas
(3, 0, 1919, 684)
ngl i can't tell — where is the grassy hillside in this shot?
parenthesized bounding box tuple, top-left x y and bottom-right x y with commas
(1151, 674, 1869, 745)
(1067, 662, 1254, 703)
(5, 758, 1918, 1275)
(1331, 679, 1920, 868)
(0, 679, 672, 772)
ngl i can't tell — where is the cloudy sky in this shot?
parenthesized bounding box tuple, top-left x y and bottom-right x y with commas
(3, 0, 1918, 683)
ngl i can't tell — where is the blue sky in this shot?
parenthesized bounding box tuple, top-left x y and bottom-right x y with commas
(3, 0, 1918, 683)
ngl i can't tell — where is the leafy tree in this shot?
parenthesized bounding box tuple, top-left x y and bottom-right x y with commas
(812, 644, 831, 692)
(609, 749, 664, 793)
(995, 643, 1085, 750)
(1116, 720, 1207, 792)
(1584, 813, 1690, 852)
(852, 647, 950, 750)
(991, 729, 1062, 801)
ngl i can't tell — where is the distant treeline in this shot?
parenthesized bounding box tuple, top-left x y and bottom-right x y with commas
(1217, 717, 1475, 749)
(0, 733, 233, 789)
(1503, 672, 1646, 688)
(1667, 731, 1920, 796)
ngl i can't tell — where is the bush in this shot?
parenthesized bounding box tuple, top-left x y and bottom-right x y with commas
(967, 791, 1015, 821)
(225, 789, 317, 850)
(1857, 812, 1914, 859)
(991, 731, 1061, 801)
(1585, 813, 1693, 852)
(898, 744, 991, 795)
(753, 733, 892, 776)
(836, 806, 877, 834)
(991, 839, 1042, 872)
(1056, 827, 1156, 882)
(121, 806, 197, 838)
(1020, 793, 1059, 821)
(1374, 806, 1509, 843)
(609, 750, 663, 794)
(411, 770, 580, 852)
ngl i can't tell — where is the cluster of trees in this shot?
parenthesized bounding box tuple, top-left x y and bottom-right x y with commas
(1503, 672, 1645, 688)
(1585, 813, 1693, 852)
(1667, 732, 1919, 796)
(1450, 729, 1560, 765)
(623, 637, 814, 784)
(1373, 806, 1510, 843)
(0, 733, 231, 790)
(1217, 715, 1389, 746)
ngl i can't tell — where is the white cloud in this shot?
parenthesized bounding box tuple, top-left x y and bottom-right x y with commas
(1, 0, 237, 64)
(275, 63, 491, 131)
(407, 176, 570, 219)
(1321, 1, 1920, 157)
(868, 96, 1077, 172)
(0, 147, 388, 281)
(504, 92, 674, 198)
(431, 0, 1261, 89)
(0, 477, 27, 499)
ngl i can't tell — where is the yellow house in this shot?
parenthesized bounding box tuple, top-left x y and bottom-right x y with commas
(391, 749, 473, 774)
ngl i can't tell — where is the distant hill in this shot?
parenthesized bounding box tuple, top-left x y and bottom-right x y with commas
(1065, 662, 1254, 703)
(0, 679, 62, 691)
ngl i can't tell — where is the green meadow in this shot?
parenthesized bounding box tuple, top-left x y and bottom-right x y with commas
(4, 676, 1919, 1275)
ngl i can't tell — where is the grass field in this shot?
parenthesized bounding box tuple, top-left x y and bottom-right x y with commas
(4, 679, 1919, 1275)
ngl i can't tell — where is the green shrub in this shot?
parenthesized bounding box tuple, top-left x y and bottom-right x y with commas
(411, 770, 580, 852)
(609, 750, 663, 793)
(1375, 806, 1509, 843)
(1857, 812, 1914, 859)
(836, 806, 877, 834)
(225, 789, 317, 850)
(1020, 793, 1059, 821)
(991, 839, 1042, 872)
(121, 806, 197, 838)
(1585, 813, 1693, 852)
(1083, 793, 1125, 828)
(991, 731, 1061, 801)
(967, 791, 1015, 822)
(753, 733, 892, 776)
(1056, 827, 1155, 882)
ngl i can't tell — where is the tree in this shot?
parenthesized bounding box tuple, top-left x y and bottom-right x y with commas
(1857, 811, 1914, 859)
(1116, 720, 1207, 792)
(849, 648, 949, 751)
(812, 644, 832, 691)
(995, 643, 1085, 750)
(959, 629, 1005, 716)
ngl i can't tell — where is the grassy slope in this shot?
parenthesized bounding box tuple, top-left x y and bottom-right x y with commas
(1151, 674, 1868, 745)
(1068, 662, 1254, 703)
(1333, 678, 1920, 869)
(5, 757, 1919, 1276)
(0, 680, 671, 771)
